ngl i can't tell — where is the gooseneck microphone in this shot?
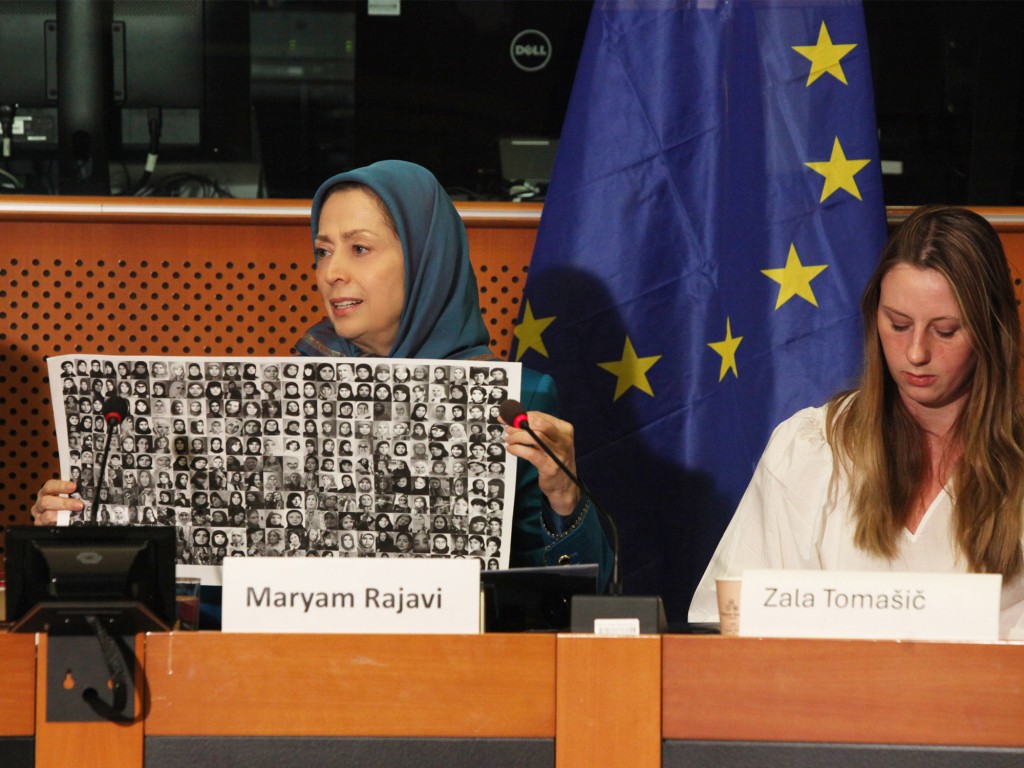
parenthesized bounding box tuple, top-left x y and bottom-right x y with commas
(92, 395, 129, 522)
(499, 399, 622, 595)
(103, 395, 131, 425)
(78, 396, 138, 722)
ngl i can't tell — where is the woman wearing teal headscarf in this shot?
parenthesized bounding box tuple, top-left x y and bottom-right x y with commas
(296, 160, 612, 585)
(296, 160, 491, 361)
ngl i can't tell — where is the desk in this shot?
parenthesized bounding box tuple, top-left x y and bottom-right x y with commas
(14, 631, 662, 768)
(0, 633, 35, 768)
(145, 633, 556, 768)
(8, 632, 1024, 767)
(662, 635, 1024, 767)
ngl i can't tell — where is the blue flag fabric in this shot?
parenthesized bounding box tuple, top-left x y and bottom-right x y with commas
(514, 0, 887, 621)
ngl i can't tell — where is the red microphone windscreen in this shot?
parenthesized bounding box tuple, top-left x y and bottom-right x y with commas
(498, 399, 528, 429)
(102, 396, 130, 424)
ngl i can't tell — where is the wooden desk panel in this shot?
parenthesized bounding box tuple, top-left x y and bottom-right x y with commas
(34, 633, 145, 768)
(144, 632, 556, 738)
(555, 635, 662, 768)
(0, 633, 36, 736)
(662, 635, 1024, 747)
(13, 628, 1024, 766)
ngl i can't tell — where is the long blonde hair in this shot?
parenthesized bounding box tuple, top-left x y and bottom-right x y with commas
(826, 205, 1024, 577)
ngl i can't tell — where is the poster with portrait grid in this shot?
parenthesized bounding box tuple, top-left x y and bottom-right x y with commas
(47, 355, 521, 582)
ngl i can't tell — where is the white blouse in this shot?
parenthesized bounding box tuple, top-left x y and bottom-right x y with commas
(688, 405, 1024, 639)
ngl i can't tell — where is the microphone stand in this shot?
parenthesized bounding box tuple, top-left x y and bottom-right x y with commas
(503, 401, 665, 634)
(91, 396, 129, 523)
(78, 397, 146, 722)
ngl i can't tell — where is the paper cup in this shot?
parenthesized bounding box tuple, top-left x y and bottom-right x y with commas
(715, 577, 742, 636)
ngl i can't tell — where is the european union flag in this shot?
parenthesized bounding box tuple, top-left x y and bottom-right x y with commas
(514, 0, 887, 620)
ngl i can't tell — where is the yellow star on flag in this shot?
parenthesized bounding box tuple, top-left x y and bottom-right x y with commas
(792, 21, 857, 86)
(513, 301, 556, 361)
(597, 337, 661, 401)
(805, 137, 871, 202)
(761, 244, 829, 309)
(708, 318, 743, 382)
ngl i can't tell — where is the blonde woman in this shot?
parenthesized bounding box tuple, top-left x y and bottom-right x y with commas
(690, 206, 1024, 638)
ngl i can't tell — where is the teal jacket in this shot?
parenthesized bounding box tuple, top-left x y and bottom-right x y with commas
(513, 367, 613, 591)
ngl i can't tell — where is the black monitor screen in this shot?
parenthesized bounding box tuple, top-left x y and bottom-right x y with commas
(481, 564, 598, 632)
(4, 525, 176, 634)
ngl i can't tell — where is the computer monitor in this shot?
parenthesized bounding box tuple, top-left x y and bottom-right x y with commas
(0, 0, 252, 194)
(498, 137, 560, 185)
(480, 563, 598, 632)
(4, 525, 176, 635)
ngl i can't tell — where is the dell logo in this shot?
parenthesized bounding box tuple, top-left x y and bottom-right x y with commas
(77, 551, 103, 565)
(510, 29, 552, 72)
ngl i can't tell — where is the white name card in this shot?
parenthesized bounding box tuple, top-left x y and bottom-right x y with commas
(739, 569, 1001, 641)
(222, 557, 481, 634)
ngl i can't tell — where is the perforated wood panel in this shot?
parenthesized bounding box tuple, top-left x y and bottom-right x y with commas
(0, 199, 536, 556)
(476, 257, 528, 356)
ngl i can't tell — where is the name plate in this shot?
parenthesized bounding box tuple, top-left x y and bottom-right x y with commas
(739, 569, 1001, 641)
(222, 557, 481, 634)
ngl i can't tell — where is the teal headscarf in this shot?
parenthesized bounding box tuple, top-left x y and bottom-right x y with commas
(295, 160, 493, 361)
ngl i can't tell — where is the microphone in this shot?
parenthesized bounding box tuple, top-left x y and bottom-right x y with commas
(499, 400, 530, 431)
(499, 399, 622, 594)
(103, 395, 130, 426)
(499, 399, 665, 633)
(91, 395, 129, 522)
